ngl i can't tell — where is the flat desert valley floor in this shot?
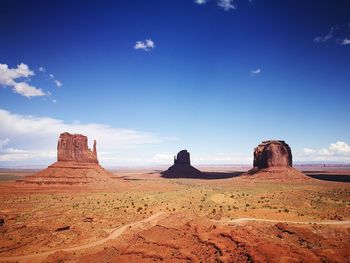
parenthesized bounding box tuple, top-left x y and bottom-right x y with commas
(0, 166, 349, 262)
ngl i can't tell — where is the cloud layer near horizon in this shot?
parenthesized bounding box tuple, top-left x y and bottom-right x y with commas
(298, 141, 350, 162)
(0, 108, 349, 166)
(0, 109, 169, 165)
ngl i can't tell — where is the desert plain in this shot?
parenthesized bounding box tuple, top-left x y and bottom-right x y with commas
(0, 165, 349, 263)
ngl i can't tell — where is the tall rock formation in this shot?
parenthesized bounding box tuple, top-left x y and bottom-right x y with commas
(174, 150, 191, 165)
(162, 150, 203, 178)
(253, 140, 292, 169)
(23, 132, 115, 185)
(244, 140, 310, 181)
(57, 132, 98, 163)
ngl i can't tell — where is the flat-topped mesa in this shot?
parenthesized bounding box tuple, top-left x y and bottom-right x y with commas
(57, 132, 98, 164)
(253, 140, 292, 169)
(174, 150, 191, 165)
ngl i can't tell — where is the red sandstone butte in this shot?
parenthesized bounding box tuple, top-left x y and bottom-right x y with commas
(57, 132, 98, 163)
(254, 140, 292, 169)
(23, 132, 115, 185)
(245, 140, 310, 181)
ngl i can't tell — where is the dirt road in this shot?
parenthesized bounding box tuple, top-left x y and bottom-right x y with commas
(0, 212, 165, 262)
(213, 217, 350, 225)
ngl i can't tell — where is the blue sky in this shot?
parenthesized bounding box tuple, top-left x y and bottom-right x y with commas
(0, 0, 350, 167)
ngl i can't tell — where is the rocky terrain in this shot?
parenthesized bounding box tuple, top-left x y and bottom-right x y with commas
(0, 166, 349, 262)
(0, 141, 349, 262)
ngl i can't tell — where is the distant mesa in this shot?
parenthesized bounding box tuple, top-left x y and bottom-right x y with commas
(23, 132, 115, 185)
(161, 150, 203, 178)
(245, 140, 310, 181)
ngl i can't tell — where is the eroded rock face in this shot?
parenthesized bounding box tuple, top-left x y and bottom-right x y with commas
(253, 140, 292, 169)
(57, 132, 98, 164)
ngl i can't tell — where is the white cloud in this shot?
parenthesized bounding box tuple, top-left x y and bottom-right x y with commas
(0, 138, 10, 150)
(250, 68, 261, 75)
(52, 99, 57, 104)
(0, 109, 172, 165)
(148, 153, 174, 163)
(194, 0, 208, 4)
(303, 148, 316, 154)
(54, 79, 62, 87)
(38, 66, 46, 72)
(47, 73, 62, 87)
(134, 39, 155, 51)
(217, 0, 236, 11)
(0, 138, 52, 162)
(299, 141, 350, 162)
(339, 38, 350, 45)
(329, 141, 350, 154)
(318, 148, 332, 156)
(0, 63, 47, 97)
(194, 0, 238, 11)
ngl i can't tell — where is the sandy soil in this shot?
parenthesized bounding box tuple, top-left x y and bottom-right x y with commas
(0, 167, 349, 262)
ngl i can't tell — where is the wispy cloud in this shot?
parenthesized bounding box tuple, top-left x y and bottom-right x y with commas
(134, 39, 155, 51)
(314, 27, 335, 44)
(314, 24, 350, 46)
(194, 0, 208, 4)
(195, 0, 236, 11)
(38, 66, 46, 72)
(54, 79, 62, 87)
(48, 73, 63, 87)
(339, 38, 350, 45)
(0, 63, 47, 97)
(250, 68, 261, 76)
(0, 109, 172, 165)
(217, 0, 236, 11)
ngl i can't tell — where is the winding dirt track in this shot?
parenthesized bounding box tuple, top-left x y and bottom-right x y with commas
(1, 213, 349, 262)
(0, 212, 165, 262)
(214, 217, 350, 225)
